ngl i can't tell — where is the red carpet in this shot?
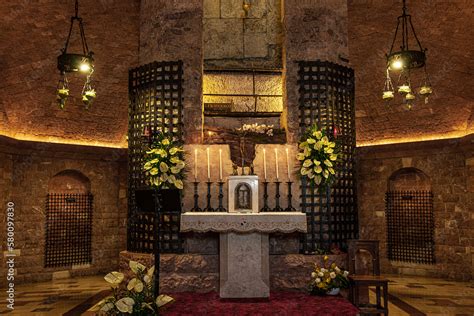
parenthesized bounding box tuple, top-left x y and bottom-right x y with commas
(162, 292, 359, 316)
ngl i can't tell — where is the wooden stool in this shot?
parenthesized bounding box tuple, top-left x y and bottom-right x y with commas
(349, 275, 389, 315)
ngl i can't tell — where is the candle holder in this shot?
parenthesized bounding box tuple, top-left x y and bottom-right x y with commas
(260, 181, 271, 212)
(284, 181, 296, 212)
(215, 181, 226, 212)
(190, 181, 201, 212)
(273, 181, 283, 212)
(203, 181, 214, 212)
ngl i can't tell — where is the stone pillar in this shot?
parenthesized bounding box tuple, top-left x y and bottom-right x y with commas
(282, 0, 349, 143)
(139, 0, 203, 144)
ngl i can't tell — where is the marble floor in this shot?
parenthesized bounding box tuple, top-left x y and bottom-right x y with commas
(0, 274, 472, 315)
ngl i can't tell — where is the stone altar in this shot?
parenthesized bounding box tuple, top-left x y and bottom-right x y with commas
(181, 212, 307, 298)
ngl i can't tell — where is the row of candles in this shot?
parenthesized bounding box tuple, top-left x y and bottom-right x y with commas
(193, 147, 292, 182)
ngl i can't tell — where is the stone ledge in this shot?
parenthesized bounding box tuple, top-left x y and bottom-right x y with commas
(181, 212, 307, 233)
(119, 251, 347, 292)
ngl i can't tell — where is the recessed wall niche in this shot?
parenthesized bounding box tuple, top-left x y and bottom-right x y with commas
(45, 170, 93, 267)
(386, 168, 435, 264)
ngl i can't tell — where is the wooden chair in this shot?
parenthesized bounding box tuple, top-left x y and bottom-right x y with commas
(347, 240, 389, 315)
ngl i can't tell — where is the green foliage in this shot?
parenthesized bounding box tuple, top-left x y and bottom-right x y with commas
(297, 124, 341, 188)
(143, 134, 185, 189)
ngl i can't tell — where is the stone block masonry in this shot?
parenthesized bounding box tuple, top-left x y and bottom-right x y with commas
(283, 0, 349, 143)
(203, 0, 283, 69)
(357, 135, 474, 281)
(0, 136, 128, 286)
(139, 0, 203, 144)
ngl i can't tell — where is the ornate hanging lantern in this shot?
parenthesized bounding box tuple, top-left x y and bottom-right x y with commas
(383, 0, 433, 109)
(56, 0, 95, 109)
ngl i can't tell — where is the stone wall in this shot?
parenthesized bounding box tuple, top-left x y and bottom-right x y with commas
(119, 251, 347, 292)
(203, 0, 283, 69)
(283, 0, 349, 143)
(0, 0, 139, 147)
(357, 135, 474, 281)
(0, 136, 128, 285)
(139, 0, 203, 144)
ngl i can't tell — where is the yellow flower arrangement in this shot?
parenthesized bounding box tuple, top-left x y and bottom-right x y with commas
(297, 124, 341, 188)
(309, 256, 349, 295)
(93, 261, 174, 315)
(143, 135, 185, 190)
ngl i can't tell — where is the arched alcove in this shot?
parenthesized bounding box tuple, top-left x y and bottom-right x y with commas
(388, 167, 431, 191)
(386, 167, 435, 264)
(48, 170, 91, 194)
(45, 170, 93, 268)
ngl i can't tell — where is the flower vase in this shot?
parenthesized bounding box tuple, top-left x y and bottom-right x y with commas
(326, 288, 340, 296)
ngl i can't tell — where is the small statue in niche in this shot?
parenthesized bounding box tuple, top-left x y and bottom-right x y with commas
(235, 183, 251, 210)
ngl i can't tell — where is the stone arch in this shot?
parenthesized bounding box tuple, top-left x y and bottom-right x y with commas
(388, 167, 431, 191)
(48, 170, 91, 194)
(45, 169, 93, 267)
(386, 167, 435, 264)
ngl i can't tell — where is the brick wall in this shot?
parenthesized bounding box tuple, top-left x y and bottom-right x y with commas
(357, 135, 474, 281)
(0, 136, 127, 285)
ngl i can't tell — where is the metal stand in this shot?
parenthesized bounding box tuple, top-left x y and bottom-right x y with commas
(216, 181, 226, 212)
(273, 181, 283, 212)
(203, 181, 214, 212)
(190, 181, 201, 212)
(285, 181, 296, 212)
(152, 190, 161, 296)
(260, 181, 271, 212)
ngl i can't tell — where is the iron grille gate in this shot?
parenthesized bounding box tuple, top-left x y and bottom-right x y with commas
(128, 61, 184, 254)
(298, 60, 358, 253)
(45, 193, 93, 267)
(386, 191, 435, 264)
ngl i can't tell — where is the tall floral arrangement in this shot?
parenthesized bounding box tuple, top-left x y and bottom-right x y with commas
(297, 124, 341, 188)
(143, 135, 185, 190)
(309, 256, 350, 295)
(94, 261, 174, 315)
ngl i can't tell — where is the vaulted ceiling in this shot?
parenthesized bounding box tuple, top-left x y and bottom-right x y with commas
(349, 0, 474, 145)
(0, 0, 472, 147)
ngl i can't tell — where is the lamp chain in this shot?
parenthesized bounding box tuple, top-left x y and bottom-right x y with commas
(75, 0, 79, 18)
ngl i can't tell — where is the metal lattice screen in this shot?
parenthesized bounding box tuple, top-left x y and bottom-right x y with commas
(45, 193, 93, 267)
(297, 60, 358, 253)
(386, 191, 435, 264)
(128, 61, 184, 254)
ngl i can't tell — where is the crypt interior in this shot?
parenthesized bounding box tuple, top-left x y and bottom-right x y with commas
(0, 0, 473, 315)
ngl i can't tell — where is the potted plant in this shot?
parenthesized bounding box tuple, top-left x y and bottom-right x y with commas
(309, 256, 350, 296)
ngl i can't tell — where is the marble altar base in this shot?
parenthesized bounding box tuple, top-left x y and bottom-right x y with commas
(220, 232, 269, 298)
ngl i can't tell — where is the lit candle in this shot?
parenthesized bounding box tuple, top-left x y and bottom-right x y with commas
(274, 148, 279, 180)
(286, 147, 291, 181)
(207, 147, 210, 180)
(263, 148, 267, 181)
(219, 148, 223, 181)
(194, 148, 198, 181)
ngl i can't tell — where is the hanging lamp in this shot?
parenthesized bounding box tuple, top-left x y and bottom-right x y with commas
(56, 0, 96, 109)
(383, 0, 433, 109)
